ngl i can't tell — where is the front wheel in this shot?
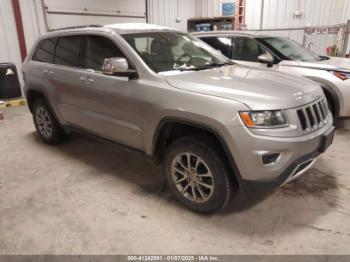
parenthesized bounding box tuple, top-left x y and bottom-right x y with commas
(164, 136, 234, 213)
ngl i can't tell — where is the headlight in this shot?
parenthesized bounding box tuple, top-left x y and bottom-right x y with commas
(239, 110, 289, 128)
(332, 71, 350, 81)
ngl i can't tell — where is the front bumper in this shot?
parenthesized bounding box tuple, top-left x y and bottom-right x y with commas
(225, 121, 334, 191)
(239, 149, 321, 192)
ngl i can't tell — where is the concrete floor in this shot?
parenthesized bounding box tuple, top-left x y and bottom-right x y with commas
(0, 105, 350, 255)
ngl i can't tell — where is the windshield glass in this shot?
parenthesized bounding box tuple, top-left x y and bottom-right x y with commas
(259, 37, 321, 62)
(122, 32, 231, 73)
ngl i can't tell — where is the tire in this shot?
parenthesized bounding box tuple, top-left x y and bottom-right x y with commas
(326, 98, 334, 117)
(320, 87, 336, 117)
(32, 98, 65, 144)
(164, 136, 234, 213)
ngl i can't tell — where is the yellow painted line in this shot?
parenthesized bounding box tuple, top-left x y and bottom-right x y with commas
(0, 98, 26, 108)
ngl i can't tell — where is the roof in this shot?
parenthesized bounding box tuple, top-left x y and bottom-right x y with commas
(191, 31, 275, 38)
(46, 23, 176, 36)
(104, 23, 175, 34)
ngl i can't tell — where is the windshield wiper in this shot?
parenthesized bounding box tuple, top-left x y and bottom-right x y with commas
(179, 62, 234, 71)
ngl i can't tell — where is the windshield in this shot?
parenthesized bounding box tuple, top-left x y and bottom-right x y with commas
(259, 37, 321, 62)
(122, 32, 231, 73)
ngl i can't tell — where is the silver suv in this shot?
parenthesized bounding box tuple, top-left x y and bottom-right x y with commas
(23, 23, 335, 213)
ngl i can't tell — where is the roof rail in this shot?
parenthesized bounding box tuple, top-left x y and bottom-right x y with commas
(49, 24, 103, 32)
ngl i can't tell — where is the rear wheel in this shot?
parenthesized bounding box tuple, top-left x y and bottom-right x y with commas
(164, 136, 234, 213)
(33, 99, 65, 144)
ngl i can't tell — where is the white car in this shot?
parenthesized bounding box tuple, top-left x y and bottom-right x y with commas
(194, 31, 350, 117)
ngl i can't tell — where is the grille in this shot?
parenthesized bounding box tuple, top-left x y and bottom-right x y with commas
(297, 98, 329, 131)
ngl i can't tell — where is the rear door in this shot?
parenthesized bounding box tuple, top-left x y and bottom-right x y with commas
(50, 34, 87, 127)
(30, 37, 58, 107)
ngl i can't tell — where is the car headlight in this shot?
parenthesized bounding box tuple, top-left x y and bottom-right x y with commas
(332, 71, 350, 81)
(239, 110, 289, 128)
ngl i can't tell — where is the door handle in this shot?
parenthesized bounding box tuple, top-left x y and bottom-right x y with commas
(80, 76, 88, 82)
(43, 69, 54, 76)
(80, 76, 94, 84)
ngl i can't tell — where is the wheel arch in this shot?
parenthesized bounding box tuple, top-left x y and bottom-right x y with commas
(150, 117, 242, 183)
(26, 88, 46, 113)
(304, 76, 340, 116)
(25, 87, 62, 125)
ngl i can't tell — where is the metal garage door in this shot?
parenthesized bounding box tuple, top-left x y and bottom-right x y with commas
(42, 0, 147, 30)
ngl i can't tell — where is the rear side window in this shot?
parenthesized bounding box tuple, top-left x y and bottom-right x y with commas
(32, 38, 57, 63)
(54, 35, 85, 68)
(86, 35, 126, 71)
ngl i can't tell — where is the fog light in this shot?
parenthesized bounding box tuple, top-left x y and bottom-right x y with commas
(262, 153, 280, 165)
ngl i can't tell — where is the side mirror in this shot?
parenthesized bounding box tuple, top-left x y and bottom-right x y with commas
(319, 55, 330, 61)
(258, 52, 274, 67)
(102, 57, 138, 79)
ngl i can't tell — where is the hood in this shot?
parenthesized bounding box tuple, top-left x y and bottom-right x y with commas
(164, 65, 324, 110)
(318, 57, 350, 71)
(284, 57, 350, 72)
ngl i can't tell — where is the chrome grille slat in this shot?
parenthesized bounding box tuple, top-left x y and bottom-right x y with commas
(321, 100, 328, 118)
(296, 97, 329, 132)
(310, 105, 318, 128)
(322, 99, 329, 119)
(316, 103, 324, 122)
(302, 108, 311, 129)
(319, 101, 324, 116)
(312, 104, 321, 124)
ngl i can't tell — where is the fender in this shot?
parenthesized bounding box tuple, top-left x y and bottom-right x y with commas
(151, 117, 243, 182)
(25, 87, 62, 123)
(303, 76, 340, 116)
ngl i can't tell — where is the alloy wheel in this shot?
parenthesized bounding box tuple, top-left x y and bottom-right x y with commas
(171, 152, 214, 203)
(35, 106, 53, 139)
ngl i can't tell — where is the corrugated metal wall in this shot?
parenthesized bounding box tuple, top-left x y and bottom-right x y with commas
(194, 0, 350, 55)
(148, 0, 197, 31)
(195, 0, 350, 30)
(246, 0, 350, 30)
(0, 0, 24, 86)
(245, 0, 350, 55)
(195, 0, 220, 17)
(20, 0, 46, 52)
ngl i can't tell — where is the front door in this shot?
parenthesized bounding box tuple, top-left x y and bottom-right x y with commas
(201, 36, 278, 69)
(77, 34, 143, 150)
(230, 36, 272, 68)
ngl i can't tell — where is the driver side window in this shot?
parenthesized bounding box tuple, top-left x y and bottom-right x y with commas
(86, 35, 127, 71)
(126, 36, 174, 72)
(232, 37, 265, 62)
